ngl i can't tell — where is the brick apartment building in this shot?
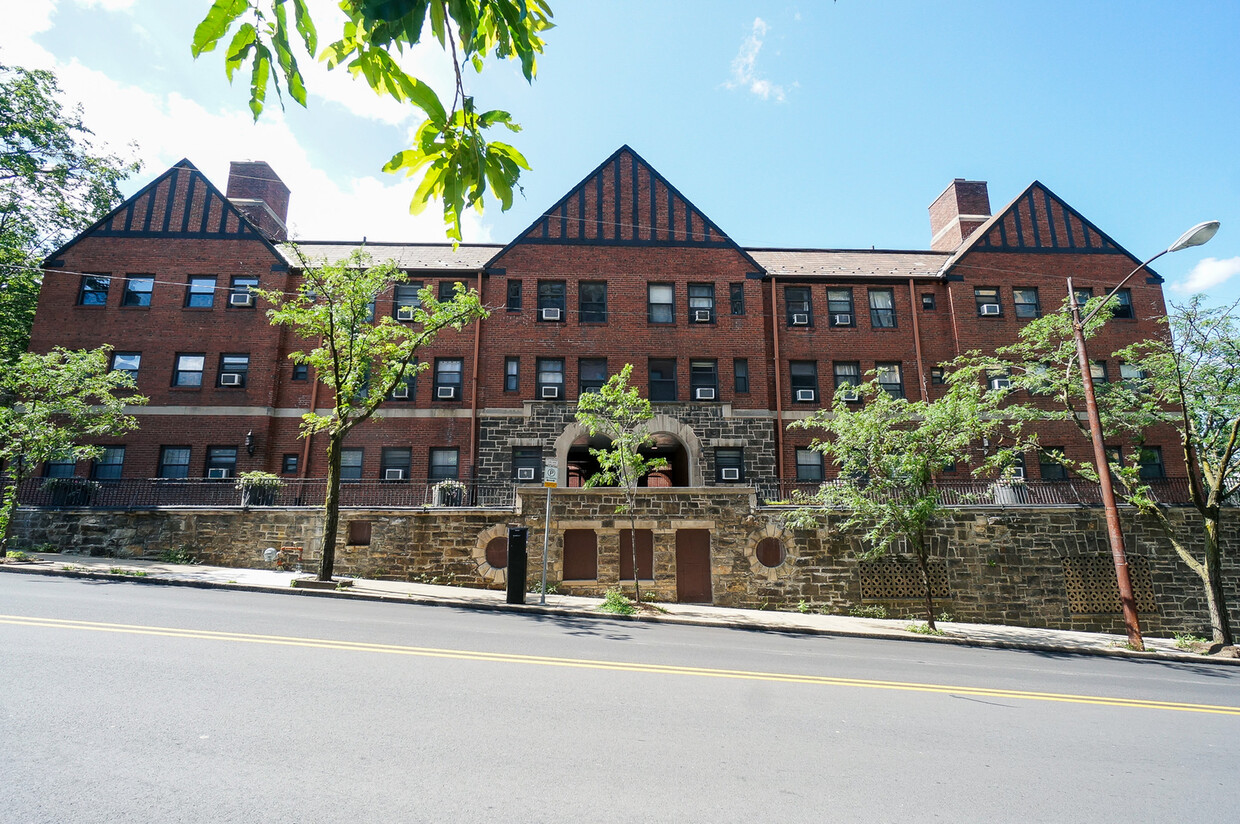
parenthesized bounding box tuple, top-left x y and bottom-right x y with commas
(29, 145, 1184, 492)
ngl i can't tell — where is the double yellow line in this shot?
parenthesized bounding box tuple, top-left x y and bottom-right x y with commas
(4, 613, 1238, 716)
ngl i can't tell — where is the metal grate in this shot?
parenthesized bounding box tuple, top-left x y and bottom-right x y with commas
(1062, 556, 1157, 614)
(859, 558, 949, 600)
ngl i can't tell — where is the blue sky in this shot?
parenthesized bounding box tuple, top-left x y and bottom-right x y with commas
(7, 1, 1240, 304)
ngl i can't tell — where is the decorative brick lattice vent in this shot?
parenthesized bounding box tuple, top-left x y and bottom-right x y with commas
(859, 558, 949, 600)
(1062, 556, 1157, 614)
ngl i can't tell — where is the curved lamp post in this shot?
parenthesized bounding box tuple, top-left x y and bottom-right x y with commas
(1068, 219, 1220, 650)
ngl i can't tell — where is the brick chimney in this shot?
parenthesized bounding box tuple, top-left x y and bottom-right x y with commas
(928, 179, 990, 252)
(226, 161, 290, 241)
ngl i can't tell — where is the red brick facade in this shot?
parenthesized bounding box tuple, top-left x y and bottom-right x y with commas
(29, 147, 1183, 488)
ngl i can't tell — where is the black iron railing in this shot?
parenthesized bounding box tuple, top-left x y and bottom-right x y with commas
(756, 478, 1196, 508)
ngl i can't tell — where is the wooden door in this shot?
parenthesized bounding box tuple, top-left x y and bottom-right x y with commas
(675, 529, 712, 603)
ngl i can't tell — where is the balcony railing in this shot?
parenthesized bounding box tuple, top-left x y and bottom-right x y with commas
(756, 478, 1197, 508)
(14, 477, 516, 510)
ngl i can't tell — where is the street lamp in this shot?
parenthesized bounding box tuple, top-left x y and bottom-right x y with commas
(1068, 219, 1219, 651)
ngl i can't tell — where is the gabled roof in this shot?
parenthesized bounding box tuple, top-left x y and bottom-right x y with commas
(278, 241, 501, 272)
(749, 249, 948, 279)
(485, 145, 766, 274)
(44, 159, 282, 265)
(941, 181, 1160, 281)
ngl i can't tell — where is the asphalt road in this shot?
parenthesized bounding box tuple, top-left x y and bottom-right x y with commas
(2, 574, 1238, 824)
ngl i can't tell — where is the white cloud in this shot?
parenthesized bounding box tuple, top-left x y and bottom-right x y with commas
(72, 0, 136, 11)
(1, 0, 57, 67)
(1171, 256, 1240, 294)
(724, 17, 787, 102)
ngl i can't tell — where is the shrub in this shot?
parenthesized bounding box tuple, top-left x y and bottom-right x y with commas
(848, 604, 889, 619)
(599, 589, 636, 615)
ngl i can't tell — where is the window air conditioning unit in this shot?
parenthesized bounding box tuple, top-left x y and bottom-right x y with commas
(437, 386, 457, 399)
(695, 387, 716, 400)
(219, 373, 242, 386)
(791, 313, 809, 326)
(1009, 466, 1026, 480)
(833, 314, 853, 326)
(541, 307, 561, 321)
(516, 467, 536, 481)
(693, 309, 712, 323)
(391, 385, 410, 399)
(229, 292, 254, 307)
(838, 388, 860, 402)
(207, 468, 229, 479)
(980, 303, 1001, 316)
(795, 389, 816, 402)
(541, 385, 561, 399)
(396, 306, 416, 321)
(990, 378, 1012, 390)
(721, 467, 740, 481)
(384, 468, 406, 481)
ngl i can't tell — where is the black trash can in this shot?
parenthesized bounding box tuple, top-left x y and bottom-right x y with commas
(505, 526, 528, 605)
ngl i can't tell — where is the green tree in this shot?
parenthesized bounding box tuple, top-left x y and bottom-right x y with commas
(258, 247, 487, 581)
(192, 0, 552, 241)
(789, 372, 1019, 629)
(0, 63, 140, 362)
(575, 363, 668, 603)
(0, 346, 146, 550)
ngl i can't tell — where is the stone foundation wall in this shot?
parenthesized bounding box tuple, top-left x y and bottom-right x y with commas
(13, 492, 1239, 637)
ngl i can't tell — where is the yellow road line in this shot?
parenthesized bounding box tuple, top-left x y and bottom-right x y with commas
(3, 614, 1238, 716)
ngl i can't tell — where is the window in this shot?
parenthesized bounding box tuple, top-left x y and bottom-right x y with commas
(1138, 446, 1165, 479)
(876, 362, 904, 398)
(512, 447, 542, 481)
(381, 447, 411, 481)
(218, 354, 249, 387)
(347, 521, 372, 546)
(733, 358, 749, 394)
(579, 281, 607, 323)
(389, 369, 416, 401)
(537, 280, 566, 321)
(648, 283, 674, 324)
(921, 293, 936, 311)
(987, 369, 1012, 392)
(1039, 448, 1068, 481)
(785, 286, 812, 326)
(1014, 287, 1041, 319)
(715, 448, 744, 483)
(90, 447, 125, 481)
(1120, 363, 1148, 392)
(340, 448, 363, 481)
(790, 361, 818, 402)
(111, 351, 140, 380)
(1112, 288, 1135, 320)
(429, 448, 459, 481)
(1105, 446, 1123, 470)
(434, 358, 463, 400)
(649, 358, 677, 401)
(185, 277, 216, 308)
(796, 448, 824, 482)
(506, 279, 522, 311)
(291, 363, 309, 381)
(1090, 361, 1108, 383)
(930, 367, 945, 385)
(1073, 287, 1093, 309)
(158, 447, 191, 478)
(44, 454, 76, 478)
(973, 287, 1001, 316)
(688, 283, 715, 323)
(755, 538, 785, 568)
(173, 353, 205, 388)
(205, 446, 237, 479)
(77, 275, 110, 306)
(869, 288, 896, 328)
(281, 454, 298, 475)
(579, 358, 607, 394)
(504, 357, 520, 392)
(121, 276, 154, 307)
(1009, 454, 1028, 480)
(229, 276, 259, 307)
(730, 283, 745, 315)
(536, 358, 565, 399)
(393, 283, 421, 319)
(437, 281, 457, 303)
(833, 361, 861, 398)
(689, 360, 718, 400)
(827, 289, 854, 327)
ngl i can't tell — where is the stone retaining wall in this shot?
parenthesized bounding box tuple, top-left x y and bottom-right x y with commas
(13, 490, 1239, 637)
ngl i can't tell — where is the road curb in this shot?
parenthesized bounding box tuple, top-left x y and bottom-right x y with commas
(3, 564, 1237, 666)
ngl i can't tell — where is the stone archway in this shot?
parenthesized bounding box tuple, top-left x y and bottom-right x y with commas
(554, 414, 703, 488)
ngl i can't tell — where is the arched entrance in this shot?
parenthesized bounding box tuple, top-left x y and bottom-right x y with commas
(554, 416, 703, 487)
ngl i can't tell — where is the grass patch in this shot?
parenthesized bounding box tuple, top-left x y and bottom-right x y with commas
(848, 604, 888, 619)
(159, 547, 199, 565)
(1174, 632, 1209, 651)
(109, 567, 148, 577)
(5, 550, 33, 561)
(905, 622, 946, 636)
(599, 589, 636, 615)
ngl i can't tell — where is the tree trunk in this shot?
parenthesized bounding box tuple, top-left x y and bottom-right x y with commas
(1202, 514, 1234, 646)
(0, 471, 26, 553)
(318, 433, 345, 582)
(628, 507, 641, 604)
(915, 536, 937, 630)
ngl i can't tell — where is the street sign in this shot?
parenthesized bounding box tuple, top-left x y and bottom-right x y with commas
(543, 460, 558, 487)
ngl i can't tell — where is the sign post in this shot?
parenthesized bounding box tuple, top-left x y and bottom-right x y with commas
(540, 460, 558, 605)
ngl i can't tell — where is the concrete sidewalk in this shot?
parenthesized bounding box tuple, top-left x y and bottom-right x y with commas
(3, 552, 1237, 665)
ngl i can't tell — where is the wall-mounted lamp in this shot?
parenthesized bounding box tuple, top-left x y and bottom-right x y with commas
(245, 430, 256, 456)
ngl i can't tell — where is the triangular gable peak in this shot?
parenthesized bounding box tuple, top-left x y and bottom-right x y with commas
(488, 146, 764, 271)
(45, 159, 278, 264)
(970, 181, 1124, 255)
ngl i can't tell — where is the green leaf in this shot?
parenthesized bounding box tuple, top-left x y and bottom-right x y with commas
(291, 0, 318, 54)
(249, 43, 272, 120)
(224, 23, 258, 82)
(191, 0, 250, 57)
